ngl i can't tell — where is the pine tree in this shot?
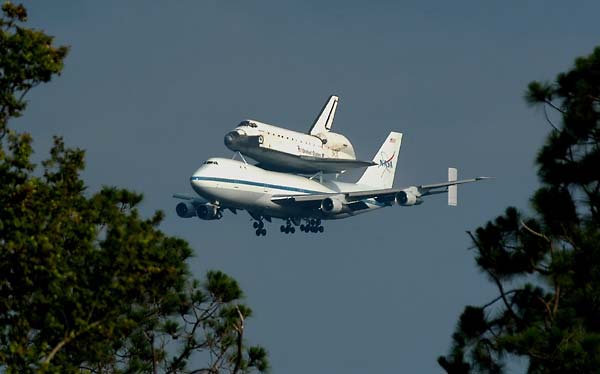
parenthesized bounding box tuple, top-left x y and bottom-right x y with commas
(438, 47, 600, 373)
(0, 4, 268, 373)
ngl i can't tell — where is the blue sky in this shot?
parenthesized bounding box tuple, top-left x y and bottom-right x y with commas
(19, 1, 600, 372)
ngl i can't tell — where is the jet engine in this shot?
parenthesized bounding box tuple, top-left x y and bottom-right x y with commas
(176, 201, 196, 218)
(321, 196, 344, 214)
(196, 204, 221, 220)
(395, 188, 422, 206)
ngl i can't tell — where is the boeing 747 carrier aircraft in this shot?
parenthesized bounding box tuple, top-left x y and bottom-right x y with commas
(174, 132, 492, 236)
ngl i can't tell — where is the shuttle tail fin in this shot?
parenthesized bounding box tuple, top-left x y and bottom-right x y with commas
(308, 95, 338, 135)
(356, 132, 403, 189)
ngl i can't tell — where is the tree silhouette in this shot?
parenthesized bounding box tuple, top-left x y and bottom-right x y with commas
(438, 47, 600, 374)
(0, 4, 267, 373)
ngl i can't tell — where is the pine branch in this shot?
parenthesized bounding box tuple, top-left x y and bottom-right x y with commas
(467, 231, 522, 326)
(488, 271, 521, 323)
(544, 99, 565, 114)
(481, 290, 519, 310)
(543, 105, 560, 132)
(232, 306, 245, 374)
(41, 320, 103, 365)
(520, 220, 550, 243)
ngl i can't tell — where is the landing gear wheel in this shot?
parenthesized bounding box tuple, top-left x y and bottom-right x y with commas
(258, 221, 264, 229)
(261, 229, 267, 236)
(255, 229, 261, 236)
(290, 227, 295, 234)
(253, 222, 259, 229)
(280, 225, 285, 232)
(300, 224, 305, 231)
(318, 226, 324, 233)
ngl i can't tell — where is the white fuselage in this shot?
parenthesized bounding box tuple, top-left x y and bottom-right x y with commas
(224, 120, 365, 174)
(190, 157, 388, 220)
(233, 120, 356, 159)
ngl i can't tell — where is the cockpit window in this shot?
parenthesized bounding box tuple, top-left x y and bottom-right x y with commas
(238, 121, 257, 128)
(203, 160, 219, 165)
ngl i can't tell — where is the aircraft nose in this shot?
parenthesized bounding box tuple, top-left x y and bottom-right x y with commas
(224, 131, 236, 148)
(224, 130, 243, 150)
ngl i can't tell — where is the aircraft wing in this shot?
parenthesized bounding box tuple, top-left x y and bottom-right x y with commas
(173, 193, 207, 203)
(416, 177, 493, 194)
(173, 193, 239, 215)
(347, 176, 493, 200)
(271, 176, 492, 206)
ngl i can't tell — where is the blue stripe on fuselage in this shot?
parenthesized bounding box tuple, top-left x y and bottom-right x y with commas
(190, 176, 390, 208)
(190, 176, 324, 194)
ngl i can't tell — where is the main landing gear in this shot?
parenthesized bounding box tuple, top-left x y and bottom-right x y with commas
(253, 220, 267, 236)
(300, 219, 324, 234)
(280, 219, 296, 234)
(252, 217, 324, 236)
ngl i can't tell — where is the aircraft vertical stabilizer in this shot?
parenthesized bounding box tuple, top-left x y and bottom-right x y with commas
(356, 132, 403, 189)
(309, 95, 339, 135)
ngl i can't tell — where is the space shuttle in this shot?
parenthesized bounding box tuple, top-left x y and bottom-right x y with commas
(224, 95, 375, 174)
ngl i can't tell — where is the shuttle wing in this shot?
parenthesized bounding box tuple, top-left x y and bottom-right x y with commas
(256, 150, 375, 174)
(297, 156, 376, 169)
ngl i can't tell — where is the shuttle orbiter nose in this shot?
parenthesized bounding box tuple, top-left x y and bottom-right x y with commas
(224, 130, 242, 151)
(225, 129, 261, 153)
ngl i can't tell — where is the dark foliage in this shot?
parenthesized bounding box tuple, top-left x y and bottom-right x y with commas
(0, 4, 267, 373)
(439, 47, 600, 373)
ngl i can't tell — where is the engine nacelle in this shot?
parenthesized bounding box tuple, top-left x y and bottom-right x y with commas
(321, 196, 344, 214)
(196, 204, 221, 220)
(395, 188, 422, 206)
(176, 201, 196, 218)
